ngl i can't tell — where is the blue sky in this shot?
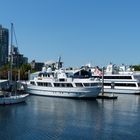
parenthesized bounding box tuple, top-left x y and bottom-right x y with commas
(0, 0, 140, 67)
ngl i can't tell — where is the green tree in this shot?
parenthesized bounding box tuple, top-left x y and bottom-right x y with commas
(19, 64, 31, 80)
(132, 65, 140, 71)
(0, 64, 9, 79)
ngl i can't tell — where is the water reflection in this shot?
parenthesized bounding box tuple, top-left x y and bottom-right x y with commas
(0, 95, 140, 140)
(96, 94, 140, 139)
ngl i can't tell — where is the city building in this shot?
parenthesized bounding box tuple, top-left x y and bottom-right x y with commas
(30, 59, 63, 72)
(30, 60, 44, 71)
(11, 46, 28, 68)
(0, 25, 9, 67)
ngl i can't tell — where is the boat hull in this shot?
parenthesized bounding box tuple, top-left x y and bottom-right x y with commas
(0, 94, 29, 105)
(27, 85, 101, 98)
(103, 88, 140, 94)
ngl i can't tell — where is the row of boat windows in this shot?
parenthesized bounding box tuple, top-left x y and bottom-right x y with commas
(104, 83, 137, 87)
(54, 83, 73, 87)
(93, 76, 132, 79)
(30, 81, 98, 87)
(75, 83, 99, 87)
(38, 82, 52, 87)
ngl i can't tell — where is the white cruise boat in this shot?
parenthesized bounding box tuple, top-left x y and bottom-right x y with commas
(92, 64, 140, 94)
(27, 68, 101, 98)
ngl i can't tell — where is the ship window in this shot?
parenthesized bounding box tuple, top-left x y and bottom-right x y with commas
(61, 83, 65, 87)
(44, 83, 47, 86)
(37, 82, 52, 87)
(74, 69, 91, 78)
(103, 83, 136, 87)
(66, 83, 73, 87)
(37, 82, 43, 86)
(103, 83, 111, 86)
(30, 81, 35, 85)
(103, 76, 132, 79)
(75, 83, 83, 87)
(54, 83, 60, 87)
(83, 83, 99, 87)
(46, 83, 52, 87)
(83, 83, 90, 87)
(91, 83, 98, 86)
(138, 83, 140, 87)
(59, 78, 65, 82)
(115, 83, 136, 87)
(54, 83, 73, 87)
(44, 83, 52, 87)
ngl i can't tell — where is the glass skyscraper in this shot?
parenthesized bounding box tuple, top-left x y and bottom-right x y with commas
(0, 25, 9, 67)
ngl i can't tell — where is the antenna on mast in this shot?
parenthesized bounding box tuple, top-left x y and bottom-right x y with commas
(9, 23, 19, 82)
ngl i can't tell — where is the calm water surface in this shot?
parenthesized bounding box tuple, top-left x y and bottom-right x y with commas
(0, 94, 140, 140)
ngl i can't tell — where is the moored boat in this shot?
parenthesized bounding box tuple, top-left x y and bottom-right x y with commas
(92, 63, 140, 94)
(0, 92, 29, 105)
(27, 67, 101, 98)
(0, 23, 29, 105)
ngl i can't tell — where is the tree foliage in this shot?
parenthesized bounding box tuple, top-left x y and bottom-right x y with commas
(132, 65, 140, 71)
(0, 63, 31, 80)
(19, 64, 31, 80)
(0, 64, 9, 79)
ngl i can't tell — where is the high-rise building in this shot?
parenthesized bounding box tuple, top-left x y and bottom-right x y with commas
(0, 25, 9, 67)
(12, 46, 28, 68)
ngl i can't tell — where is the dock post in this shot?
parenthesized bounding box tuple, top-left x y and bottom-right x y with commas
(102, 67, 104, 96)
(111, 82, 115, 97)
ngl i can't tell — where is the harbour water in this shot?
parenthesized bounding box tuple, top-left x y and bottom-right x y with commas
(0, 94, 140, 140)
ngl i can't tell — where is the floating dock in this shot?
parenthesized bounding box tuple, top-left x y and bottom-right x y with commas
(97, 93, 118, 99)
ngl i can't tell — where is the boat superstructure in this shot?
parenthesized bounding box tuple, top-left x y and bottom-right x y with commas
(27, 67, 101, 98)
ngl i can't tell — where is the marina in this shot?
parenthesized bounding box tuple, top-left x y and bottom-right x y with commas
(0, 0, 140, 139)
